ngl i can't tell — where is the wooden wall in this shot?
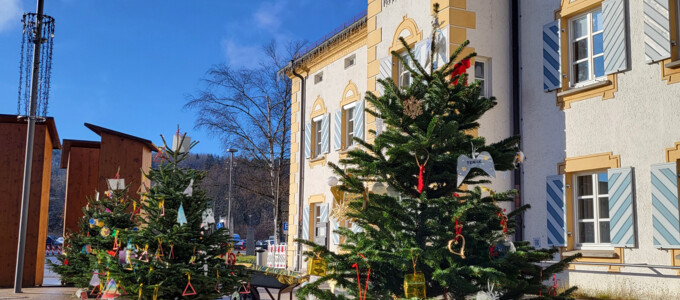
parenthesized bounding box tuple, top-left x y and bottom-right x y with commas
(63, 146, 99, 234)
(98, 132, 152, 201)
(0, 122, 54, 287)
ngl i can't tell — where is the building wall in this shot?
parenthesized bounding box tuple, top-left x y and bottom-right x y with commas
(63, 147, 100, 234)
(98, 132, 152, 200)
(522, 0, 680, 297)
(0, 122, 54, 287)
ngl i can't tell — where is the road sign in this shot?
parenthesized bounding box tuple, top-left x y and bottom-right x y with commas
(283, 222, 288, 231)
(216, 222, 224, 229)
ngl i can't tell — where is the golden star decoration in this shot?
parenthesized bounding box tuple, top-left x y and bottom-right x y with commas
(403, 96, 423, 119)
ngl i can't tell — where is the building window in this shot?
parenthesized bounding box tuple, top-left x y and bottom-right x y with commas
(570, 9, 605, 87)
(342, 103, 355, 149)
(474, 58, 491, 97)
(314, 204, 322, 236)
(398, 52, 413, 88)
(574, 172, 611, 249)
(314, 72, 323, 84)
(312, 117, 323, 158)
(345, 54, 356, 69)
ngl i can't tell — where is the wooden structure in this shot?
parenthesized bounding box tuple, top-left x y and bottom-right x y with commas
(60, 140, 100, 234)
(61, 124, 157, 235)
(0, 114, 60, 287)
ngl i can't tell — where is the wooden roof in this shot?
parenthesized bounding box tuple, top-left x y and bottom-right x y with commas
(59, 139, 100, 169)
(84, 123, 159, 152)
(0, 114, 61, 150)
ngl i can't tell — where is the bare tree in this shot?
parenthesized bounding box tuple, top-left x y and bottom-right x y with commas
(186, 40, 304, 243)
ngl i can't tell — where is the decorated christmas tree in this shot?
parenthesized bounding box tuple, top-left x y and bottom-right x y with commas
(126, 133, 245, 299)
(297, 5, 578, 300)
(51, 173, 138, 297)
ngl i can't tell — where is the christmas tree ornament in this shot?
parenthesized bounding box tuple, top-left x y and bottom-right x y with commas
(100, 227, 111, 237)
(351, 253, 371, 300)
(105, 190, 113, 198)
(183, 179, 194, 196)
(513, 150, 525, 167)
(172, 127, 191, 154)
(139, 245, 149, 262)
(153, 284, 159, 300)
(404, 254, 426, 299)
(201, 208, 215, 228)
(81, 244, 92, 254)
(107, 169, 125, 190)
(101, 278, 120, 299)
(489, 237, 516, 259)
(448, 219, 466, 259)
(182, 273, 197, 296)
(89, 218, 96, 228)
(456, 147, 496, 186)
(403, 96, 424, 119)
(95, 191, 100, 201)
(158, 199, 165, 217)
(106, 250, 116, 257)
(451, 58, 471, 85)
(328, 279, 337, 294)
(307, 253, 327, 276)
(414, 152, 429, 193)
(177, 203, 187, 225)
(89, 270, 101, 287)
(474, 281, 500, 300)
(169, 243, 175, 259)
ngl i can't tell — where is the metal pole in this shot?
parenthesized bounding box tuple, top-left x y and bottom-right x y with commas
(226, 149, 237, 232)
(15, 0, 45, 292)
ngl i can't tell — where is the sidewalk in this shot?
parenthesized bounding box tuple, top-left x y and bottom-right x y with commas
(0, 286, 77, 299)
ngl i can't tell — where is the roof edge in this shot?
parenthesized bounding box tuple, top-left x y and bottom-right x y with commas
(84, 123, 159, 152)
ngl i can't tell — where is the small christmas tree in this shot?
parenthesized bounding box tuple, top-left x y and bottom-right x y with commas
(297, 5, 578, 300)
(51, 177, 138, 296)
(126, 134, 245, 299)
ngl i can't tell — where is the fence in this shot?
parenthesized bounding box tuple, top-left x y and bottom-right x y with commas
(267, 244, 287, 269)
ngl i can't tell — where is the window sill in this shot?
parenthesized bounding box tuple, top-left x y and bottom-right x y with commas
(557, 80, 612, 98)
(563, 249, 619, 259)
(309, 155, 327, 168)
(666, 60, 680, 69)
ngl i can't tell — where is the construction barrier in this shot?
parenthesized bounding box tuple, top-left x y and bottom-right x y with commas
(267, 244, 287, 269)
(45, 245, 63, 256)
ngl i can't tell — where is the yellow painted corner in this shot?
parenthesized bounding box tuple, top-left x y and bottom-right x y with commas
(389, 17, 423, 54)
(666, 142, 680, 162)
(447, 8, 476, 29)
(310, 96, 327, 119)
(661, 59, 680, 85)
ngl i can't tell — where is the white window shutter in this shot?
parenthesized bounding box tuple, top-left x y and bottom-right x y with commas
(602, 0, 629, 74)
(353, 100, 365, 141)
(304, 121, 311, 159)
(378, 57, 392, 96)
(546, 175, 567, 247)
(651, 162, 680, 248)
(302, 205, 310, 240)
(333, 110, 342, 151)
(322, 113, 330, 154)
(543, 20, 561, 92)
(414, 38, 432, 70)
(644, 0, 671, 63)
(608, 167, 636, 247)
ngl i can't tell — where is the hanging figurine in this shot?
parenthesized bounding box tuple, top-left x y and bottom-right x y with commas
(448, 219, 466, 259)
(183, 273, 197, 296)
(183, 179, 194, 196)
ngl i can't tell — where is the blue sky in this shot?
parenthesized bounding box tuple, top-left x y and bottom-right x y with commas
(0, 0, 366, 155)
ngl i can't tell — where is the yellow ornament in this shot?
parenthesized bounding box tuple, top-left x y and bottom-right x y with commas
(100, 227, 111, 237)
(404, 272, 427, 299)
(307, 257, 327, 277)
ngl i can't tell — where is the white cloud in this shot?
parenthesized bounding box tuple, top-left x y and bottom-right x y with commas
(0, 0, 21, 33)
(222, 39, 262, 68)
(253, 1, 285, 29)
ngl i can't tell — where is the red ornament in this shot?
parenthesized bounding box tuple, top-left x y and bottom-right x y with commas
(454, 219, 463, 242)
(64, 259, 68, 265)
(107, 250, 116, 257)
(418, 165, 425, 193)
(453, 192, 459, 198)
(352, 253, 371, 300)
(451, 58, 471, 85)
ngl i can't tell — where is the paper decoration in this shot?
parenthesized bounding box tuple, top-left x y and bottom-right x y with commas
(89, 270, 101, 287)
(100, 227, 111, 237)
(201, 208, 215, 228)
(172, 131, 191, 153)
(457, 151, 496, 186)
(139, 245, 149, 262)
(182, 273, 197, 296)
(475, 281, 501, 300)
(404, 272, 426, 299)
(403, 96, 423, 119)
(307, 256, 327, 276)
(101, 279, 120, 299)
(107, 179, 125, 191)
(177, 203, 187, 225)
(183, 179, 194, 196)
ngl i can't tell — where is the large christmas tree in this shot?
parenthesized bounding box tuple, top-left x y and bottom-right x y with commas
(297, 6, 578, 300)
(127, 134, 245, 299)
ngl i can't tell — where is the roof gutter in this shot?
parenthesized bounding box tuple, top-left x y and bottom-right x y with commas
(291, 62, 306, 272)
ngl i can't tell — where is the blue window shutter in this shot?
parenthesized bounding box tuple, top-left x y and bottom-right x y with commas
(378, 57, 392, 96)
(546, 175, 567, 247)
(332, 220, 340, 245)
(320, 203, 329, 223)
(353, 100, 365, 141)
(602, 0, 629, 74)
(322, 114, 330, 154)
(644, 0, 671, 63)
(302, 205, 310, 240)
(543, 20, 561, 92)
(304, 121, 311, 159)
(333, 110, 342, 151)
(608, 167, 636, 247)
(651, 162, 680, 248)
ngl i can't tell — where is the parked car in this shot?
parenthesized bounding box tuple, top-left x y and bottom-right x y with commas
(268, 236, 275, 246)
(232, 234, 241, 243)
(255, 240, 268, 250)
(234, 239, 246, 251)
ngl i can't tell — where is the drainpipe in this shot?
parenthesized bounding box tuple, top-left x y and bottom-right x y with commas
(511, 0, 523, 241)
(291, 62, 306, 271)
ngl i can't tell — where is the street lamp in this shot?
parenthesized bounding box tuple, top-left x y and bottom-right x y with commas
(226, 148, 238, 232)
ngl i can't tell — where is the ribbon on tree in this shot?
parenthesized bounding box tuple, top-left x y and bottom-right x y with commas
(498, 209, 508, 234)
(414, 151, 429, 194)
(158, 199, 165, 217)
(169, 243, 174, 259)
(451, 58, 471, 85)
(351, 253, 371, 300)
(153, 284, 159, 300)
(214, 269, 221, 292)
(183, 273, 197, 296)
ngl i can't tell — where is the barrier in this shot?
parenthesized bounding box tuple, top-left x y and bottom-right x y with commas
(266, 244, 287, 269)
(45, 245, 62, 256)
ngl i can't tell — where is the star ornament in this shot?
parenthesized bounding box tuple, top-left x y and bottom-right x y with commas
(403, 96, 423, 119)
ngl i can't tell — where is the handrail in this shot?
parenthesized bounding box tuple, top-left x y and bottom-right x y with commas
(298, 9, 368, 56)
